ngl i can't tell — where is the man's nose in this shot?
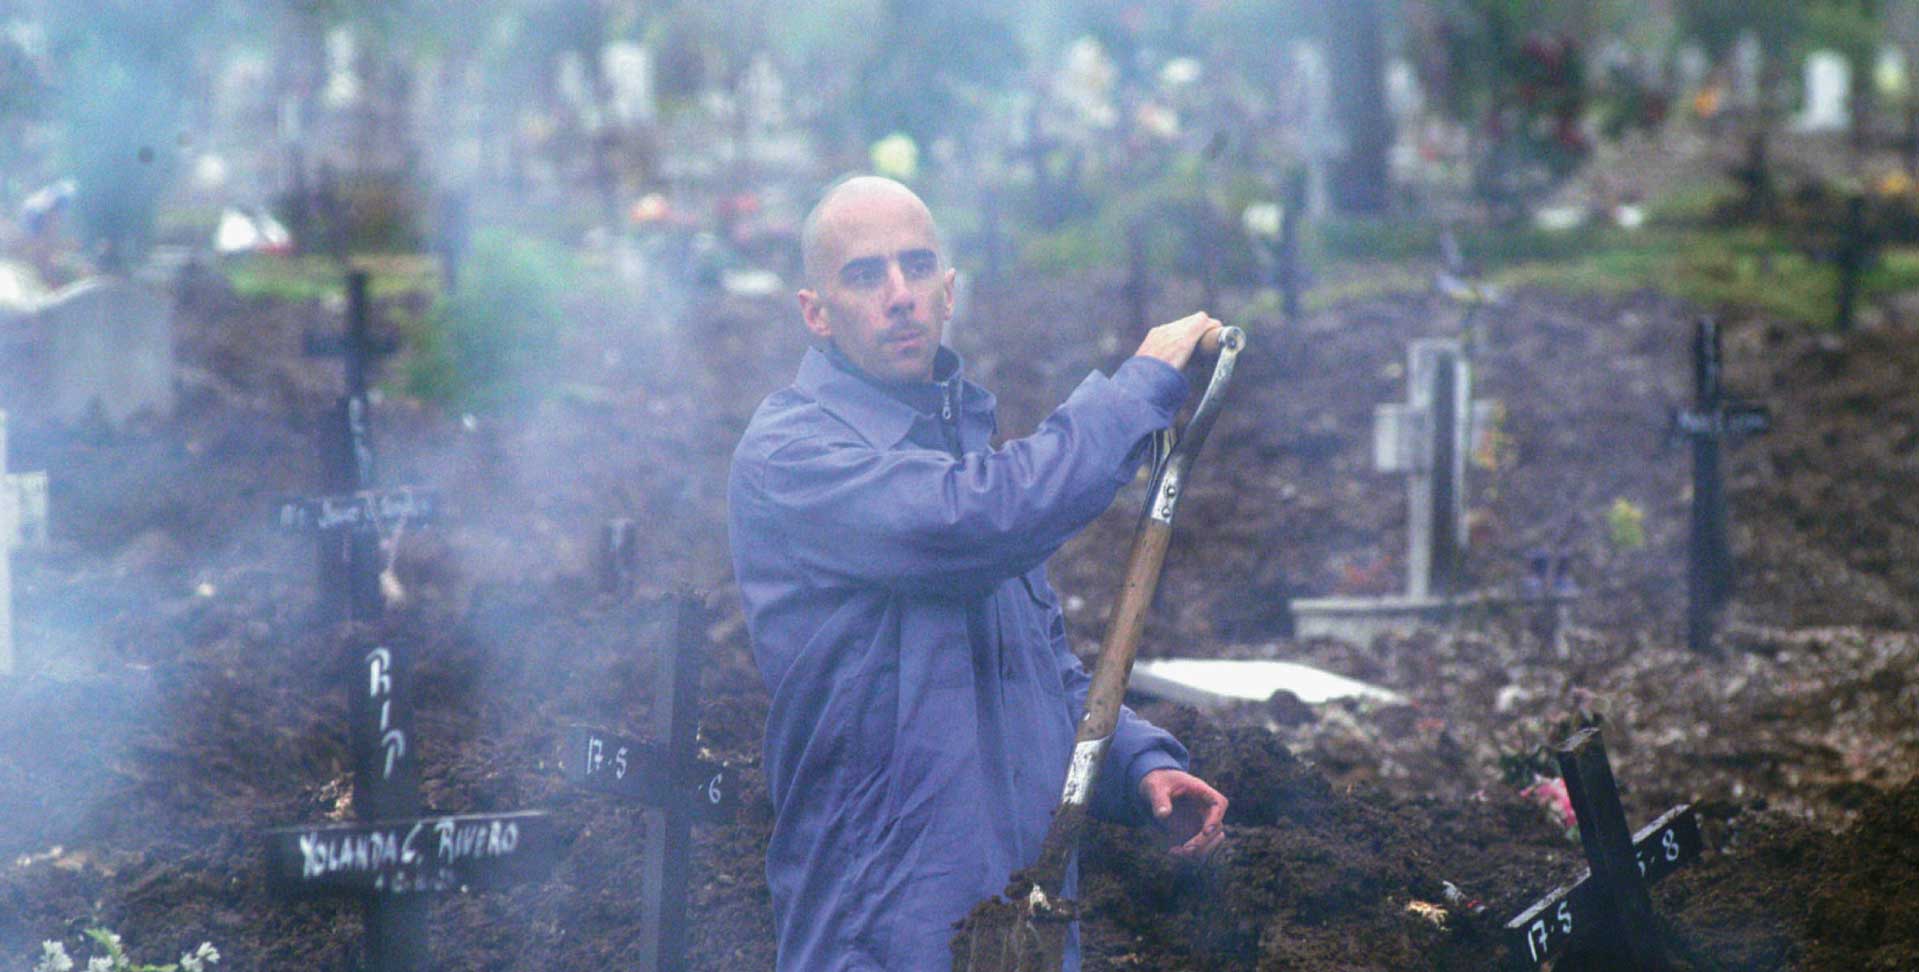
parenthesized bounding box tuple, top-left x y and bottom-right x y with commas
(883, 261, 914, 313)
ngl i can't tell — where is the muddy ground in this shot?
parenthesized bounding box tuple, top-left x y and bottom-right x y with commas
(1, 222, 1916, 971)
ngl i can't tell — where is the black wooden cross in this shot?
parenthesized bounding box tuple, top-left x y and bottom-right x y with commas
(265, 635, 559, 972)
(1502, 728, 1703, 970)
(561, 595, 737, 972)
(1277, 167, 1307, 322)
(281, 271, 436, 624)
(1669, 318, 1770, 655)
(1831, 193, 1877, 333)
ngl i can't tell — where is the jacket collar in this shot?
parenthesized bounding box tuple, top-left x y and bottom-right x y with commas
(793, 344, 995, 448)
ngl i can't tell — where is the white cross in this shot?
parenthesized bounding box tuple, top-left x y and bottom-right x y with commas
(1370, 339, 1495, 599)
(1, 410, 50, 676)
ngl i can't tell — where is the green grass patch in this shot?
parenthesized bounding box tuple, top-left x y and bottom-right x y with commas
(1485, 225, 1919, 326)
(223, 253, 441, 304)
(1307, 193, 1919, 327)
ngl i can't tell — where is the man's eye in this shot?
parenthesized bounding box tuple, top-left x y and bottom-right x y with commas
(842, 262, 884, 287)
(901, 253, 938, 279)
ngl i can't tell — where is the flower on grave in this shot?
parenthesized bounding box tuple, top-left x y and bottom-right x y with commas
(870, 133, 919, 183)
(1159, 57, 1202, 88)
(178, 942, 220, 972)
(35, 941, 75, 972)
(1606, 497, 1645, 551)
(1134, 102, 1179, 140)
(1241, 202, 1283, 241)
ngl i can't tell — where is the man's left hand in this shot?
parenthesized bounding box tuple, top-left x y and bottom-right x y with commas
(1138, 768, 1228, 860)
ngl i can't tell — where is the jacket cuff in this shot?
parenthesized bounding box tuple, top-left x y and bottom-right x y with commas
(1128, 749, 1187, 796)
(1112, 356, 1189, 419)
(1094, 744, 1189, 826)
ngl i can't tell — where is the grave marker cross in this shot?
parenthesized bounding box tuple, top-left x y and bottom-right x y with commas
(0, 411, 50, 676)
(561, 594, 736, 972)
(279, 271, 436, 624)
(1670, 319, 1769, 654)
(1502, 728, 1702, 970)
(1372, 339, 1495, 598)
(266, 635, 558, 972)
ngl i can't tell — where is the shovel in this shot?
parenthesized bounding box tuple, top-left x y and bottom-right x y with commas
(952, 325, 1245, 972)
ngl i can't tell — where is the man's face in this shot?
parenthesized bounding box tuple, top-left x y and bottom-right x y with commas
(798, 188, 956, 383)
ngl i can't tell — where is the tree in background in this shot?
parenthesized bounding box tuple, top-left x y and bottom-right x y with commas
(853, 0, 1024, 154)
(1415, 0, 1603, 219)
(43, 0, 223, 271)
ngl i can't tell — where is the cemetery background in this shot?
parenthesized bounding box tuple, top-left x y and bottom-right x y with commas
(2, 1, 1919, 970)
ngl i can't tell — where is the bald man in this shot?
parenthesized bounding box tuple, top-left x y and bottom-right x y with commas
(728, 176, 1227, 971)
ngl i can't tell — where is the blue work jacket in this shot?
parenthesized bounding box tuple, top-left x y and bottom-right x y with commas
(728, 343, 1192, 971)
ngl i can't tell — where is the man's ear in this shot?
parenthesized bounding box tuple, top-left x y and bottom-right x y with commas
(939, 267, 957, 315)
(797, 289, 833, 342)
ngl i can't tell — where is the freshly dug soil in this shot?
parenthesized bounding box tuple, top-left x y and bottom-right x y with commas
(1, 241, 1916, 971)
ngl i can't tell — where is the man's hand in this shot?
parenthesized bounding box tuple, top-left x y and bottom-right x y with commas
(1138, 768, 1228, 860)
(1134, 312, 1224, 371)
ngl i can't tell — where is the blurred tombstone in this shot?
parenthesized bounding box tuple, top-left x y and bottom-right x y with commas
(1056, 37, 1119, 133)
(1291, 39, 1337, 221)
(603, 42, 656, 125)
(323, 26, 361, 110)
(36, 277, 174, 425)
(1675, 45, 1710, 109)
(740, 52, 786, 132)
(1288, 339, 1563, 644)
(1, 410, 50, 676)
(1385, 57, 1424, 123)
(1372, 339, 1490, 600)
(557, 50, 597, 124)
(1732, 33, 1764, 113)
(1794, 50, 1851, 132)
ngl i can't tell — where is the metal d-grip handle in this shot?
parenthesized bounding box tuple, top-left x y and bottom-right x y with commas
(1148, 326, 1244, 525)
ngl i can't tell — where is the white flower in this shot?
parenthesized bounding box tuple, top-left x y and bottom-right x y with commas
(179, 942, 220, 972)
(86, 958, 113, 972)
(35, 941, 75, 972)
(1242, 202, 1284, 240)
(1159, 57, 1203, 88)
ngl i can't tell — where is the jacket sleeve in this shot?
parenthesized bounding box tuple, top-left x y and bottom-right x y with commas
(744, 357, 1187, 598)
(1051, 616, 1190, 826)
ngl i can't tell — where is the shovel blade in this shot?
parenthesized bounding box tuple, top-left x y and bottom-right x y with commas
(951, 893, 1069, 972)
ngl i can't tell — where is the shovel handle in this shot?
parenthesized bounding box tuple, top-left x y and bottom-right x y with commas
(1026, 326, 1245, 894)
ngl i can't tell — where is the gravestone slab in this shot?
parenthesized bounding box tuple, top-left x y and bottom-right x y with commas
(1129, 658, 1403, 708)
(37, 277, 174, 424)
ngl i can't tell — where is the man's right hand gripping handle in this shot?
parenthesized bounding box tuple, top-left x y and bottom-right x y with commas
(1135, 312, 1225, 371)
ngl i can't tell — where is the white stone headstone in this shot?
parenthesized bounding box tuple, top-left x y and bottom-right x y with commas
(1372, 339, 1494, 599)
(1795, 50, 1852, 132)
(323, 26, 361, 109)
(37, 277, 175, 424)
(602, 42, 655, 124)
(1, 410, 50, 677)
(1385, 57, 1424, 121)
